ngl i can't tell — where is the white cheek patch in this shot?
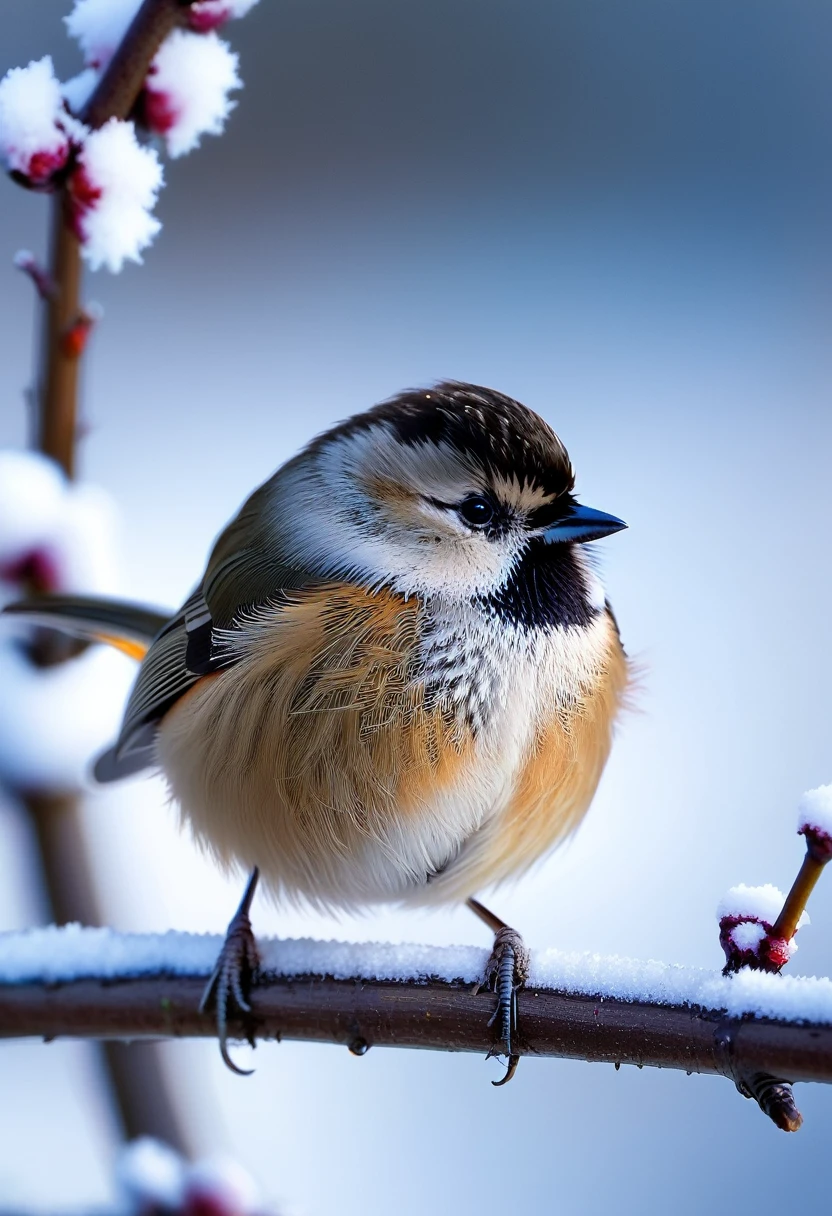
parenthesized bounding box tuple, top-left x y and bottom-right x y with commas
(263, 425, 608, 612)
(267, 428, 526, 601)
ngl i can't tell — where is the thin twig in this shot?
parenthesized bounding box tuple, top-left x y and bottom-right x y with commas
(772, 827, 832, 945)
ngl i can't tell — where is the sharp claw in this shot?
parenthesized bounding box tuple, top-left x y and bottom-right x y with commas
(476, 923, 529, 1083)
(219, 1034, 255, 1077)
(230, 967, 253, 1014)
(198, 965, 221, 1016)
(200, 868, 261, 1075)
(492, 1054, 520, 1087)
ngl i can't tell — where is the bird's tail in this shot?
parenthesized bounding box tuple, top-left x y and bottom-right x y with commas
(1, 595, 170, 661)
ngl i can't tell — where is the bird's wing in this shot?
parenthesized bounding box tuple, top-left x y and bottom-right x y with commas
(100, 478, 326, 782)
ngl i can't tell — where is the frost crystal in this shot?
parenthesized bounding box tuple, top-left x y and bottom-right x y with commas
(65, 0, 142, 70)
(0, 57, 72, 186)
(143, 30, 242, 158)
(68, 118, 163, 272)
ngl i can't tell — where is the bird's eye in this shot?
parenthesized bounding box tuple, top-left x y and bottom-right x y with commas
(457, 495, 495, 528)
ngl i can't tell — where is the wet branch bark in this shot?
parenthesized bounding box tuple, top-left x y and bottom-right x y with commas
(2, 967, 831, 1090)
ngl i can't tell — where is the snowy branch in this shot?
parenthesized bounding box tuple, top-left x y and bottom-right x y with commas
(1, 927, 831, 1125)
(39, 0, 197, 472)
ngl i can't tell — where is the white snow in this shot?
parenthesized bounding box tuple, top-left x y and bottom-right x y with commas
(0, 450, 133, 790)
(72, 118, 164, 272)
(117, 1138, 265, 1216)
(118, 1137, 184, 1210)
(62, 67, 100, 116)
(190, 0, 261, 30)
(187, 1157, 263, 1214)
(0, 57, 71, 185)
(0, 452, 120, 596)
(197, 0, 261, 19)
(0, 643, 133, 792)
(2, 926, 832, 1026)
(65, 0, 142, 70)
(145, 30, 241, 158)
(717, 883, 788, 927)
(729, 921, 767, 952)
(798, 783, 832, 838)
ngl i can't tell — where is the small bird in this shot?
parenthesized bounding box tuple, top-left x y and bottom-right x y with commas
(5, 382, 629, 1082)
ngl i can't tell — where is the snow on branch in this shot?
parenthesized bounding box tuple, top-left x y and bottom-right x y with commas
(0, 451, 131, 791)
(1, 926, 831, 1103)
(1, 0, 258, 272)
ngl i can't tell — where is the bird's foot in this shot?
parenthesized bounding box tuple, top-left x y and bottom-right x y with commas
(199, 867, 260, 1076)
(475, 924, 530, 1086)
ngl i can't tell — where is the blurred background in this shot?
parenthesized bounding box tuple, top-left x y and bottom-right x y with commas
(1, 0, 832, 1211)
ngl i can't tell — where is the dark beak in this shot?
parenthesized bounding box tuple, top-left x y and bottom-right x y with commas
(542, 503, 627, 544)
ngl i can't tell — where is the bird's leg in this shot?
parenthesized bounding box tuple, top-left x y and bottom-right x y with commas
(467, 897, 530, 1086)
(200, 866, 261, 1076)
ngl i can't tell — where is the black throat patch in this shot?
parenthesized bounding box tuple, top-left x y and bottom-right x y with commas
(481, 540, 597, 631)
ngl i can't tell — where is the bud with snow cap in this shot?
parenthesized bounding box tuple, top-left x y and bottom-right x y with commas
(139, 30, 242, 159)
(116, 1139, 269, 1216)
(717, 883, 807, 974)
(189, 0, 262, 35)
(183, 1157, 264, 1216)
(797, 784, 832, 863)
(66, 117, 163, 272)
(0, 57, 79, 189)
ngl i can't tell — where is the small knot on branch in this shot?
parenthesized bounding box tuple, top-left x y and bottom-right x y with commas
(13, 250, 56, 300)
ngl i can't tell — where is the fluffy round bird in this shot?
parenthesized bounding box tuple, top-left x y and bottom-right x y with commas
(5, 382, 630, 1081)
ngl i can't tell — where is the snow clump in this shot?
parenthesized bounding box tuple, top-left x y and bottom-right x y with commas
(0, 57, 76, 186)
(68, 117, 163, 272)
(142, 29, 241, 158)
(118, 1137, 267, 1216)
(798, 784, 832, 860)
(189, 0, 262, 34)
(717, 883, 807, 974)
(0, 451, 132, 792)
(65, 0, 142, 70)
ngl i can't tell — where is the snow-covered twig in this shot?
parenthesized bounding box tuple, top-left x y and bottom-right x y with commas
(0, 926, 830, 1128)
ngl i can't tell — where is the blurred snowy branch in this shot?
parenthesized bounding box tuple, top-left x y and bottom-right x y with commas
(0, 1136, 276, 1216)
(0, 450, 131, 792)
(0, 0, 262, 1160)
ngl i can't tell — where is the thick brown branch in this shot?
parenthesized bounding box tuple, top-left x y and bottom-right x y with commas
(2, 970, 831, 1088)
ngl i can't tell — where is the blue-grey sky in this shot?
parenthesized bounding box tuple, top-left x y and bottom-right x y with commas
(1, 2, 832, 1212)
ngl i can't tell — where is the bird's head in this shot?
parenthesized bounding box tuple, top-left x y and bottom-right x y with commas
(276, 382, 626, 622)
